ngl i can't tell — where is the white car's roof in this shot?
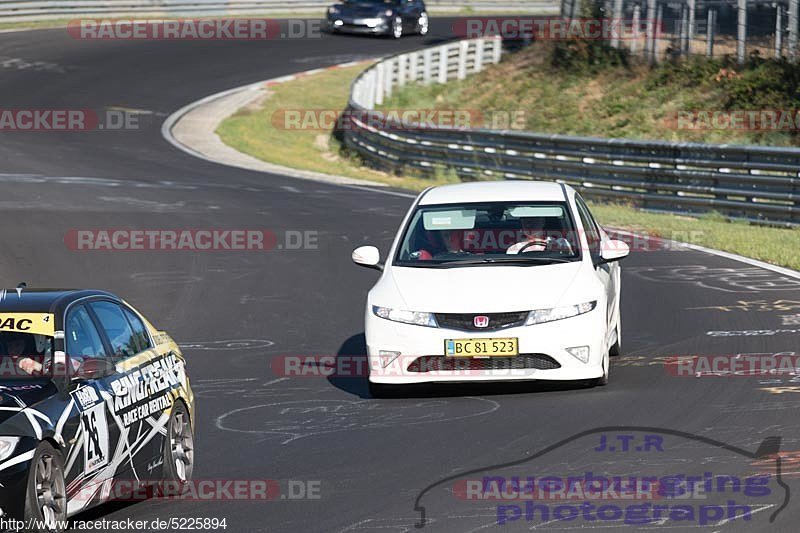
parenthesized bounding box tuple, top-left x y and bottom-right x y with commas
(418, 180, 571, 205)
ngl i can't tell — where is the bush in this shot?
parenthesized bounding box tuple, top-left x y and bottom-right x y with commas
(550, 38, 630, 74)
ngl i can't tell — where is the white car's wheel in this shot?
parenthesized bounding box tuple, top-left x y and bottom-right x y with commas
(596, 349, 609, 386)
(417, 12, 429, 35)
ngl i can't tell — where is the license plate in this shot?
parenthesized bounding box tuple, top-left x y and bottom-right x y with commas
(445, 338, 518, 357)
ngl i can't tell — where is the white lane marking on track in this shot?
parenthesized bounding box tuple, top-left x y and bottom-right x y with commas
(626, 265, 800, 293)
(215, 396, 501, 445)
(179, 339, 275, 351)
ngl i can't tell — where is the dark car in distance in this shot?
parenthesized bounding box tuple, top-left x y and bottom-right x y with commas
(326, 0, 428, 38)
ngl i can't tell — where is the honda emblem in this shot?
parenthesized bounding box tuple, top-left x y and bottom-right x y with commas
(473, 315, 489, 328)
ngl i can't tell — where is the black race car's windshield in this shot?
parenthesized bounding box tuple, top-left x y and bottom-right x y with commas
(395, 201, 581, 266)
(0, 332, 54, 379)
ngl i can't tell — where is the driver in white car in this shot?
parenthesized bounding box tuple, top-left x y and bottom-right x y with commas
(506, 216, 574, 255)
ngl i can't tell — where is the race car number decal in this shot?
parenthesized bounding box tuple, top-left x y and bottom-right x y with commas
(82, 403, 109, 474)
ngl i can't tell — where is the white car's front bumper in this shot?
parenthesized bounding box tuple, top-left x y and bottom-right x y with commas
(366, 308, 606, 384)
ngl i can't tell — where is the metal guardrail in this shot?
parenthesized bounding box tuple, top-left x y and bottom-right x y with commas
(344, 37, 800, 224)
(0, 1, 558, 22)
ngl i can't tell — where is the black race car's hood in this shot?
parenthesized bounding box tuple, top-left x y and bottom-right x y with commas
(0, 380, 56, 424)
(336, 3, 391, 17)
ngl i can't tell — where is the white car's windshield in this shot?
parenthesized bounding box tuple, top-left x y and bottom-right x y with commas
(395, 201, 581, 266)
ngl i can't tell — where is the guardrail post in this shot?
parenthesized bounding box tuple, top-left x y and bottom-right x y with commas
(423, 48, 433, 84)
(384, 58, 394, 98)
(375, 62, 385, 106)
(438, 46, 449, 83)
(491, 37, 502, 64)
(457, 40, 469, 80)
(397, 54, 407, 87)
(408, 52, 418, 82)
(474, 39, 484, 72)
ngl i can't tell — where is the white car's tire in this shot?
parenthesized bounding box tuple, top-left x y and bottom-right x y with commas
(596, 350, 609, 386)
(609, 320, 622, 357)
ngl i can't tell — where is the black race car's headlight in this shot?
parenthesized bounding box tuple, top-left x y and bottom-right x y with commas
(0, 437, 20, 462)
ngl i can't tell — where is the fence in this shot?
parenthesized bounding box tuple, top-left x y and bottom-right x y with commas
(344, 37, 800, 224)
(561, 0, 800, 64)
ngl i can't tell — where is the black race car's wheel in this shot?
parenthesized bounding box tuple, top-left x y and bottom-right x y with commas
(417, 12, 429, 35)
(24, 442, 67, 533)
(391, 16, 403, 39)
(161, 401, 194, 495)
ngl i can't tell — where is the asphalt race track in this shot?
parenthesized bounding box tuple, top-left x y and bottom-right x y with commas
(1, 17, 800, 532)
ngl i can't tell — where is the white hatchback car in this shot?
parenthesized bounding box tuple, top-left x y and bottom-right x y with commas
(353, 181, 629, 396)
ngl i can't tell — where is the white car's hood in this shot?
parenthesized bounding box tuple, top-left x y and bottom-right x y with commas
(387, 261, 586, 313)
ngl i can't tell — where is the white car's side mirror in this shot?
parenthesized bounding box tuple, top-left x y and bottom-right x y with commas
(599, 240, 630, 264)
(352, 246, 383, 271)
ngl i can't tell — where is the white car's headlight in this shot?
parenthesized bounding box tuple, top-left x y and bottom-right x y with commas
(372, 306, 438, 328)
(525, 301, 597, 326)
(0, 436, 20, 461)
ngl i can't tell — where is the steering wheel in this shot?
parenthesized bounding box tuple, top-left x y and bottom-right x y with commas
(516, 239, 549, 254)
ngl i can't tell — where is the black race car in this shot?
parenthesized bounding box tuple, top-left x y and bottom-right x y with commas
(0, 288, 194, 532)
(326, 0, 428, 38)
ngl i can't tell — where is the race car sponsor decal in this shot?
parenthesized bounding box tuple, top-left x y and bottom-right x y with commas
(71, 384, 104, 412)
(0, 313, 55, 336)
(110, 354, 183, 427)
(81, 403, 109, 474)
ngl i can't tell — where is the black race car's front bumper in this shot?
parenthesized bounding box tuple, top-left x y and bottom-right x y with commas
(0, 448, 34, 520)
(326, 16, 392, 35)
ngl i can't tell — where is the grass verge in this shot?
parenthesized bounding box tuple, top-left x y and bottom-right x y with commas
(380, 41, 800, 147)
(217, 49, 800, 271)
